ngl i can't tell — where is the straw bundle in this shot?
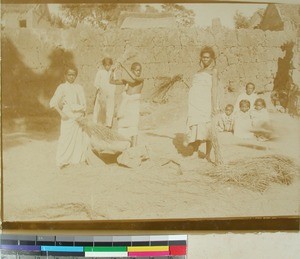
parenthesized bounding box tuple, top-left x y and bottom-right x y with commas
(76, 117, 127, 143)
(205, 155, 299, 192)
(152, 74, 183, 103)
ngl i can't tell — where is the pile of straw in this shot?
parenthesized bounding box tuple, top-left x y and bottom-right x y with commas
(152, 74, 183, 103)
(76, 118, 127, 143)
(205, 155, 299, 192)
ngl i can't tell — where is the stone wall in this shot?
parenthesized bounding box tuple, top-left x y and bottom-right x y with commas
(2, 26, 298, 112)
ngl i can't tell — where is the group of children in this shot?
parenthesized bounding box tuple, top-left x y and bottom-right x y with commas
(93, 57, 144, 146)
(217, 82, 271, 141)
(50, 53, 272, 168)
(50, 58, 144, 168)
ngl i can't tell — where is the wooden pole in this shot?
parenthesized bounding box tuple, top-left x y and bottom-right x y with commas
(211, 69, 224, 165)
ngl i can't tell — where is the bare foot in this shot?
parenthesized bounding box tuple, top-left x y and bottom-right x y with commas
(198, 151, 206, 159)
(205, 155, 216, 165)
(59, 164, 69, 170)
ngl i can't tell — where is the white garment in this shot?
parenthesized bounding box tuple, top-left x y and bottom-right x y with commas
(217, 113, 234, 132)
(233, 110, 254, 139)
(93, 68, 116, 126)
(251, 108, 270, 128)
(235, 92, 258, 112)
(50, 82, 89, 167)
(117, 92, 141, 139)
(186, 71, 212, 142)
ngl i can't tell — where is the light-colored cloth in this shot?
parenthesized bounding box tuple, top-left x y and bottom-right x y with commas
(117, 92, 141, 139)
(50, 82, 89, 167)
(251, 108, 271, 141)
(235, 92, 258, 111)
(251, 108, 270, 129)
(94, 68, 115, 92)
(93, 68, 116, 126)
(233, 110, 254, 139)
(93, 89, 115, 126)
(217, 113, 234, 132)
(186, 71, 212, 142)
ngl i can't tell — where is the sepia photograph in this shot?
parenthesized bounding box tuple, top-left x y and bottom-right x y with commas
(1, 1, 300, 224)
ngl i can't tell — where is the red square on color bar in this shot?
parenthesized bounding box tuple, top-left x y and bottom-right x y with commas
(170, 245, 187, 255)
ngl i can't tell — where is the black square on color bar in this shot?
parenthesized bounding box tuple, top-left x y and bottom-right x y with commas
(36, 241, 55, 246)
(56, 241, 74, 246)
(0, 239, 18, 245)
(19, 240, 36, 245)
(74, 241, 93, 246)
(94, 242, 113, 246)
(150, 241, 168, 246)
(113, 241, 131, 246)
(132, 241, 150, 246)
(169, 240, 187, 245)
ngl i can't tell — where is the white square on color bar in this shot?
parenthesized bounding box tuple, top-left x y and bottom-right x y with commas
(93, 236, 113, 242)
(85, 252, 128, 257)
(168, 235, 188, 241)
(131, 235, 150, 242)
(149, 235, 169, 241)
(112, 236, 132, 242)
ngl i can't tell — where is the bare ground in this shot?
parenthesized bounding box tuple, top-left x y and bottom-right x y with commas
(2, 99, 300, 221)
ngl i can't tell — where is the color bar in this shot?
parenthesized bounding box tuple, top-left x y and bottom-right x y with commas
(170, 245, 187, 255)
(41, 246, 83, 252)
(85, 251, 128, 257)
(168, 235, 188, 241)
(128, 251, 170, 257)
(128, 246, 169, 252)
(0, 245, 41, 251)
(84, 246, 127, 252)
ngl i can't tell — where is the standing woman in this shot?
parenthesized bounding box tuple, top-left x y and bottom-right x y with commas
(186, 46, 222, 164)
(50, 66, 90, 168)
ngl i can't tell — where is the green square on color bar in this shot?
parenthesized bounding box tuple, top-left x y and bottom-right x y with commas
(84, 246, 127, 252)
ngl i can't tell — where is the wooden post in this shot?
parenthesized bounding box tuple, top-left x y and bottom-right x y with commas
(211, 68, 224, 165)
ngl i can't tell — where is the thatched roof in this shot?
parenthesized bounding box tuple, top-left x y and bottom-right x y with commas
(2, 4, 52, 22)
(118, 11, 177, 29)
(249, 8, 265, 29)
(258, 3, 300, 31)
(275, 4, 300, 25)
(1, 4, 36, 14)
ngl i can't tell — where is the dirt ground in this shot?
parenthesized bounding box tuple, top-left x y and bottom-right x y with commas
(2, 94, 300, 221)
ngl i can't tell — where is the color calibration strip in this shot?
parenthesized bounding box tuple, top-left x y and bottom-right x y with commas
(0, 234, 187, 258)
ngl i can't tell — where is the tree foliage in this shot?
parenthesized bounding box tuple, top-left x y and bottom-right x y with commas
(161, 3, 195, 27)
(234, 11, 251, 29)
(59, 4, 140, 29)
(58, 3, 195, 29)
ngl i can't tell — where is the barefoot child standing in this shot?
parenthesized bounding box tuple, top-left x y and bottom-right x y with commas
(93, 57, 116, 128)
(110, 62, 144, 147)
(50, 66, 89, 168)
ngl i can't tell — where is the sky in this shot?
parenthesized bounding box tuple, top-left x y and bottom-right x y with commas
(184, 3, 267, 28)
(48, 3, 267, 29)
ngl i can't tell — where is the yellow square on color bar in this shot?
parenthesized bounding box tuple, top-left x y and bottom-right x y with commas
(127, 246, 169, 252)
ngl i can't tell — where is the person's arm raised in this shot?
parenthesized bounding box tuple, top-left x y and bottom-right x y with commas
(109, 68, 125, 85)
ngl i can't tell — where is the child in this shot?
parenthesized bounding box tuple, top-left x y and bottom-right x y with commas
(217, 104, 234, 132)
(251, 98, 271, 141)
(233, 99, 254, 139)
(110, 62, 144, 147)
(93, 57, 116, 128)
(235, 82, 258, 111)
(50, 66, 89, 168)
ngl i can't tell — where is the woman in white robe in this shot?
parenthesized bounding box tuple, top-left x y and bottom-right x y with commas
(186, 47, 217, 162)
(50, 67, 89, 168)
